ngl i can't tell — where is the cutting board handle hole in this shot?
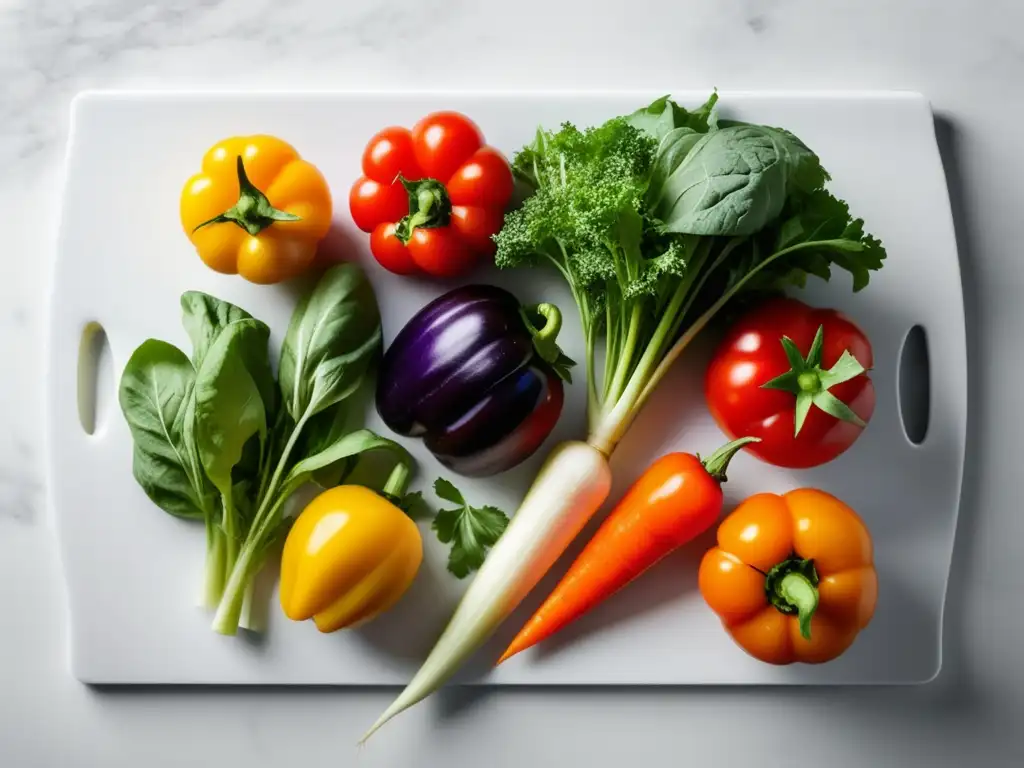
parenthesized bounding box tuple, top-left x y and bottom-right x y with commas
(77, 321, 113, 437)
(897, 324, 930, 445)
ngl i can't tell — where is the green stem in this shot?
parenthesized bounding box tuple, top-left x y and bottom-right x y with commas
(201, 524, 227, 610)
(521, 303, 564, 365)
(634, 238, 843, 417)
(585, 322, 600, 434)
(212, 541, 258, 635)
(602, 288, 617, 400)
(383, 460, 412, 498)
(211, 413, 308, 635)
(605, 302, 643, 407)
(192, 156, 301, 236)
(701, 436, 761, 482)
(765, 557, 820, 641)
(588, 276, 691, 454)
(780, 573, 819, 640)
(257, 409, 287, 505)
(394, 177, 451, 243)
(221, 490, 238, 575)
(257, 412, 309, 524)
(213, 491, 292, 635)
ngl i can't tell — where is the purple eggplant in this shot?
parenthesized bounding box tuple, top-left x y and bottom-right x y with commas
(376, 285, 574, 477)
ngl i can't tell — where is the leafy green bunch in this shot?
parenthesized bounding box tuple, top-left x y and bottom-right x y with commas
(118, 265, 411, 635)
(495, 93, 886, 454)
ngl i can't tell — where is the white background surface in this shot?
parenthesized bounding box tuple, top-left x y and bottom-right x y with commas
(1, 0, 1022, 765)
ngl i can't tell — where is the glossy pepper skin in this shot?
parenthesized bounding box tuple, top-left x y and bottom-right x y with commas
(180, 135, 332, 284)
(279, 485, 423, 633)
(348, 112, 514, 278)
(376, 285, 572, 477)
(699, 488, 877, 665)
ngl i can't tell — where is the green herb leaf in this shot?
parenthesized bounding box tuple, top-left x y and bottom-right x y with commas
(192, 319, 269, 496)
(299, 403, 357, 488)
(118, 340, 210, 519)
(433, 477, 465, 506)
(431, 481, 510, 579)
(180, 292, 253, 369)
(651, 124, 821, 236)
(283, 429, 403, 493)
(627, 93, 718, 142)
(279, 264, 383, 423)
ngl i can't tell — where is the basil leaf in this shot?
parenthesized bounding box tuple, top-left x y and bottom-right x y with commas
(193, 319, 269, 495)
(118, 339, 210, 519)
(278, 264, 382, 422)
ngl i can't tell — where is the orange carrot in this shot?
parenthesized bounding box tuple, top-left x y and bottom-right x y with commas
(497, 437, 758, 663)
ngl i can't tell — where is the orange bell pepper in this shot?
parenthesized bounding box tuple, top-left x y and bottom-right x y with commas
(180, 135, 332, 284)
(698, 488, 877, 664)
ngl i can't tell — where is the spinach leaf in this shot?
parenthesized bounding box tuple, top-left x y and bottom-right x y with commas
(299, 402, 358, 488)
(181, 291, 252, 368)
(181, 292, 276, 417)
(282, 428, 402, 494)
(645, 127, 704, 216)
(118, 339, 210, 519)
(650, 123, 825, 236)
(278, 264, 382, 423)
(627, 93, 719, 142)
(192, 319, 269, 495)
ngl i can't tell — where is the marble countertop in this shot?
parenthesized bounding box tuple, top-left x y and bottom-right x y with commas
(3, 0, 1023, 765)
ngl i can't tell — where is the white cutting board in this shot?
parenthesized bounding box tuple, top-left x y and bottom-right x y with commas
(46, 91, 965, 685)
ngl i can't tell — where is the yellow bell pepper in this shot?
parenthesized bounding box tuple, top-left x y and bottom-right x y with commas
(180, 135, 332, 284)
(280, 485, 423, 632)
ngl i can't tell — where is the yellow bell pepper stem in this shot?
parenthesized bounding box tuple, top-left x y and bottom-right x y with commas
(192, 156, 301, 236)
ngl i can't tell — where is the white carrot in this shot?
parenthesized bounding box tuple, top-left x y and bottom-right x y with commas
(362, 441, 610, 740)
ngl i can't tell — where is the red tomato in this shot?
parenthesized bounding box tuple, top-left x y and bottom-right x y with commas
(705, 297, 875, 469)
(349, 111, 512, 279)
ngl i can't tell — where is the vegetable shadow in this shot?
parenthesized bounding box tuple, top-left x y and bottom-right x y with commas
(532, 526, 719, 662)
(350, 543, 462, 663)
(314, 220, 365, 270)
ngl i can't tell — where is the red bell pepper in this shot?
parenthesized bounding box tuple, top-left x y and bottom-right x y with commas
(349, 112, 514, 278)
